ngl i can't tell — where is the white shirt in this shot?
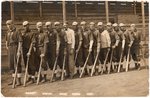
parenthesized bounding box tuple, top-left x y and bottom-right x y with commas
(100, 30, 111, 48)
(65, 28, 75, 49)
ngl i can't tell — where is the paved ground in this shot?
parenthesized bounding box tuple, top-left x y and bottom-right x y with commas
(1, 54, 149, 97)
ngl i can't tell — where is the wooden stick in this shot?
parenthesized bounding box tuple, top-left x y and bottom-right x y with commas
(107, 48, 114, 74)
(91, 51, 100, 76)
(50, 56, 58, 82)
(80, 51, 91, 78)
(101, 49, 110, 74)
(61, 54, 66, 81)
(23, 55, 30, 87)
(118, 48, 124, 73)
(74, 51, 78, 65)
(12, 54, 20, 88)
(23, 43, 33, 87)
(36, 56, 43, 85)
(125, 47, 131, 72)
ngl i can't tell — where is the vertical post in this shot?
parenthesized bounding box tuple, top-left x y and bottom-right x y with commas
(39, 1, 42, 17)
(133, 1, 136, 15)
(105, 0, 109, 23)
(10, 1, 14, 22)
(141, 0, 146, 64)
(141, 0, 145, 38)
(116, 2, 118, 23)
(62, 0, 66, 24)
(75, 1, 78, 20)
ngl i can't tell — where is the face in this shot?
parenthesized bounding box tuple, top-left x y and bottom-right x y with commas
(89, 24, 94, 30)
(120, 26, 126, 31)
(107, 25, 112, 31)
(55, 24, 60, 30)
(97, 25, 104, 33)
(37, 25, 43, 32)
(23, 24, 29, 31)
(63, 24, 68, 30)
(97, 25, 103, 30)
(114, 26, 119, 31)
(81, 24, 85, 30)
(46, 25, 52, 30)
(7, 23, 13, 30)
(130, 26, 135, 32)
(72, 25, 77, 30)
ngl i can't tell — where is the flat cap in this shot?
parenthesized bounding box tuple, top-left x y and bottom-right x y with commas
(130, 24, 135, 27)
(97, 22, 103, 26)
(119, 23, 125, 27)
(54, 22, 60, 26)
(36, 22, 42, 27)
(6, 20, 13, 25)
(45, 22, 51, 26)
(80, 21, 86, 25)
(72, 21, 78, 25)
(106, 22, 112, 26)
(112, 23, 118, 27)
(89, 22, 95, 25)
(23, 21, 29, 26)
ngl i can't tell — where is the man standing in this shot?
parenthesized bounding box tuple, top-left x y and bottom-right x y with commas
(98, 22, 111, 74)
(72, 21, 83, 76)
(57, 22, 68, 79)
(21, 21, 36, 84)
(91, 22, 100, 75)
(130, 24, 143, 70)
(107, 22, 119, 73)
(112, 23, 125, 72)
(81, 21, 94, 76)
(63, 22, 75, 78)
(119, 23, 133, 71)
(33, 22, 49, 83)
(45, 21, 60, 73)
(6, 20, 22, 86)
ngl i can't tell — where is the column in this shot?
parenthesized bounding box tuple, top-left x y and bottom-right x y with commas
(62, 0, 66, 24)
(10, 1, 14, 21)
(105, 0, 109, 23)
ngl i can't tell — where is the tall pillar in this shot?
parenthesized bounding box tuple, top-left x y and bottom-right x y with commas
(133, 1, 136, 15)
(105, 0, 109, 23)
(10, 1, 14, 22)
(75, 1, 78, 20)
(39, 1, 42, 17)
(141, 1, 145, 38)
(62, 0, 66, 24)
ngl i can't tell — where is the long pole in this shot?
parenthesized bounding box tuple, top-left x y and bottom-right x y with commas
(62, 0, 66, 24)
(75, 1, 78, 20)
(141, 0, 145, 39)
(105, 0, 109, 23)
(10, 1, 14, 22)
(133, 1, 136, 15)
(39, 1, 42, 17)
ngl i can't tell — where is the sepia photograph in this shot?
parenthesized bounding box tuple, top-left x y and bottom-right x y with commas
(1, 0, 149, 97)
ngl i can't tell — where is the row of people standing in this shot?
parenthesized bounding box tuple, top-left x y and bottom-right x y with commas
(5, 20, 143, 87)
